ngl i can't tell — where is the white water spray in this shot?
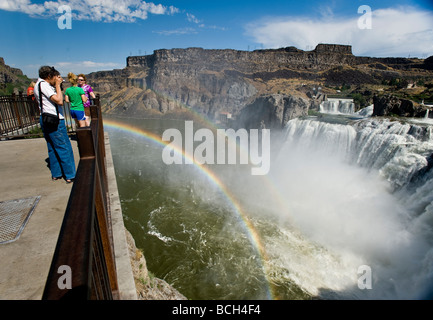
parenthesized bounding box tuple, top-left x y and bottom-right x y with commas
(320, 98, 355, 115)
(265, 117, 433, 299)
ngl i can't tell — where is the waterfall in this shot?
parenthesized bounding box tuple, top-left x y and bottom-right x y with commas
(320, 98, 355, 115)
(422, 103, 433, 120)
(283, 117, 433, 191)
(355, 104, 374, 117)
(272, 117, 433, 299)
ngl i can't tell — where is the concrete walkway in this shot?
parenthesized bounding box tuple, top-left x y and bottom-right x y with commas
(0, 134, 137, 300)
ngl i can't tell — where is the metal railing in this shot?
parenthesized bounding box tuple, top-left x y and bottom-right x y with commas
(0, 93, 39, 137)
(0, 93, 77, 138)
(42, 98, 119, 300)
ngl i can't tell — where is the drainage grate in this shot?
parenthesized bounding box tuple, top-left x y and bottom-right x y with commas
(0, 196, 41, 244)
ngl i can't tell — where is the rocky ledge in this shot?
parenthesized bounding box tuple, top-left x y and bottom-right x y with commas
(372, 94, 430, 118)
(237, 94, 310, 129)
(125, 229, 187, 300)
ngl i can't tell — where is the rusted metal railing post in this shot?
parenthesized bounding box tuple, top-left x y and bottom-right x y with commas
(11, 93, 23, 129)
(42, 96, 119, 300)
(89, 100, 119, 299)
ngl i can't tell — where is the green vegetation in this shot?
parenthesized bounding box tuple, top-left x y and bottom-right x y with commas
(23, 126, 43, 139)
(404, 92, 433, 104)
(0, 62, 32, 95)
(308, 109, 322, 116)
(0, 78, 31, 95)
(351, 92, 368, 108)
(382, 78, 409, 89)
(334, 84, 351, 92)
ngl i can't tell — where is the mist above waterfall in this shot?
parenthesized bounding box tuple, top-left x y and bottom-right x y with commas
(107, 115, 433, 300)
(258, 116, 433, 299)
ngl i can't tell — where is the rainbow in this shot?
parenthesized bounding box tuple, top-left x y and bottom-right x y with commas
(103, 117, 279, 300)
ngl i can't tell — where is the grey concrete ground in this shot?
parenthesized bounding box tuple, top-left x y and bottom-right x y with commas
(0, 134, 137, 300)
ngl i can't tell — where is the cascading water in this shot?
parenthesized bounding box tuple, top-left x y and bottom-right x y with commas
(319, 98, 355, 115)
(355, 104, 374, 118)
(268, 116, 433, 299)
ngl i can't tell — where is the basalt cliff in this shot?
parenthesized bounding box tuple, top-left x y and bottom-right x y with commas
(87, 44, 433, 127)
(0, 57, 31, 95)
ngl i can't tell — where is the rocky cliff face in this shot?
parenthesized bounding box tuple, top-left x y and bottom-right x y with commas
(372, 95, 429, 118)
(126, 229, 187, 300)
(0, 57, 30, 95)
(238, 94, 309, 129)
(86, 44, 433, 123)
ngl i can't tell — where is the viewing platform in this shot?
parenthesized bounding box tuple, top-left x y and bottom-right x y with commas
(0, 96, 137, 300)
(0, 134, 137, 299)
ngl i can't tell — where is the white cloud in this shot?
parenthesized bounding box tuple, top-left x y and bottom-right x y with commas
(186, 13, 201, 24)
(0, 0, 179, 22)
(153, 27, 198, 36)
(50, 61, 122, 76)
(56, 60, 119, 68)
(0, 0, 45, 15)
(184, 12, 227, 32)
(21, 61, 123, 78)
(246, 6, 433, 58)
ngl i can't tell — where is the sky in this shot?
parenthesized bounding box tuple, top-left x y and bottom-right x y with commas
(0, 0, 433, 78)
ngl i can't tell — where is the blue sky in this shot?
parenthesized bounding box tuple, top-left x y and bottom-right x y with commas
(1, 0, 432, 78)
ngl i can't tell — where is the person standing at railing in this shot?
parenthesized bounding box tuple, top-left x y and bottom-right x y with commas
(65, 72, 89, 127)
(27, 81, 35, 100)
(34, 66, 76, 184)
(77, 74, 96, 120)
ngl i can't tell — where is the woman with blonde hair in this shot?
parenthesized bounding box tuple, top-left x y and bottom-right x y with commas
(77, 73, 96, 118)
(65, 72, 89, 127)
(27, 81, 36, 97)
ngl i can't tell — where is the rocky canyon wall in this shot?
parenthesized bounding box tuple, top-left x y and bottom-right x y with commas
(86, 44, 433, 127)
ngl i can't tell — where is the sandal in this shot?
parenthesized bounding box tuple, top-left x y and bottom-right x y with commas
(52, 177, 62, 181)
(66, 179, 75, 184)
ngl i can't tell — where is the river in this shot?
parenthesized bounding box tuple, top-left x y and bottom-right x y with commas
(104, 113, 433, 300)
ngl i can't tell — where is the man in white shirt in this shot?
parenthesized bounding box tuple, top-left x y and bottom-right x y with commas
(34, 66, 76, 183)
